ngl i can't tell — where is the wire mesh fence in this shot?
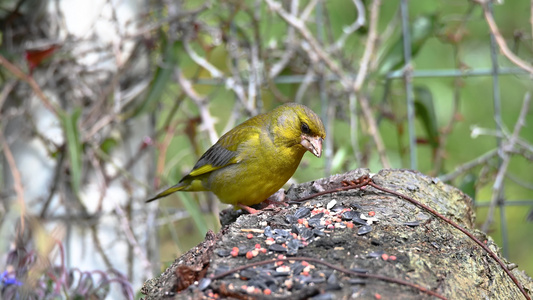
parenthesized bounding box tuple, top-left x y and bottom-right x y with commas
(1, 0, 532, 296)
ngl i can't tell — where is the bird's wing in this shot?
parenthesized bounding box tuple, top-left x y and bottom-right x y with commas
(184, 123, 261, 179)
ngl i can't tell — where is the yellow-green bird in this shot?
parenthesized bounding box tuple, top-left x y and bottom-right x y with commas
(146, 102, 326, 213)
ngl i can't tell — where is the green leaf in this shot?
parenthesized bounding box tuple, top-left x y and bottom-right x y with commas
(60, 109, 83, 195)
(179, 193, 208, 236)
(459, 173, 477, 200)
(378, 14, 439, 75)
(128, 38, 181, 118)
(100, 137, 119, 155)
(331, 146, 348, 174)
(414, 86, 439, 149)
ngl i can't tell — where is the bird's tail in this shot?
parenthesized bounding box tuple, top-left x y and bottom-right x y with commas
(146, 184, 186, 203)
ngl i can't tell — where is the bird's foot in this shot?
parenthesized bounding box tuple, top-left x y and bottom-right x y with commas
(237, 191, 288, 214)
(237, 203, 261, 214)
(262, 191, 288, 210)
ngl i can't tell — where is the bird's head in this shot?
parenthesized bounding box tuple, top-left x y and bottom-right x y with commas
(271, 103, 326, 158)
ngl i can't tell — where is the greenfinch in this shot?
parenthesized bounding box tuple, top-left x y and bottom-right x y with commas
(147, 102, 325, 213)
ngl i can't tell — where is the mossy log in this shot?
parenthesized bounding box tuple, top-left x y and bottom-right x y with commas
(141, 169, 533, 299)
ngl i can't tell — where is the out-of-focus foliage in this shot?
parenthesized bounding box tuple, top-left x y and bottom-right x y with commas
(1, 0, 532, 294)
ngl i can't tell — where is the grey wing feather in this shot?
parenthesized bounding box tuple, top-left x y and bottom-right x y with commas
(193, 144, 237, 170)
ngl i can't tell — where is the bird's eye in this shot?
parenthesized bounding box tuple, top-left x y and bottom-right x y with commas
(301, 122, 310, 134)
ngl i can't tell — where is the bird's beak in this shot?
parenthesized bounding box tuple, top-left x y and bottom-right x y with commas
(301, 135, 323, 158)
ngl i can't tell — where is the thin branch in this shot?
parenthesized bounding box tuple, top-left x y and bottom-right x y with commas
(183, 40, 224, 78)
(264, 0, 349, 87)
(353, 0, 378, 92)
(482, 92, 531, 232)
(176, 69, 219, 144)
(300, 0, 319, 22)
(476, 0, 533, 74)
(351, 0, 390, 168)
(439, 149, 498, 182)
(331, 0, 366, 52)
(156, 120, 178, 188)
(0, 54, 60, 116)
(294, 69, 316, 103)
(91, 225, 114, 270)
(115, 204, 153, 279)
(0, 131, 26, 230)
(268, 0, 298, 79)
(0, 79, 17, 111)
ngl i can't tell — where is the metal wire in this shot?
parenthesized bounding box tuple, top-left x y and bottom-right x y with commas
(195, 67, 528, 85)
(400, 0, 417, 170)
(488, 2, 509, 257)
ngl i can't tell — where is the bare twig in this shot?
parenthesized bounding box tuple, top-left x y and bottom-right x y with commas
(264, 0, 349, 87)
(476, 0, 533, 74)
(359, 93, 391, 168)
(156, 120, 178, 189)
(183, 40, 223, 78)
(0, 54, 60, 116)
(348, 93, 362, 165)
(0, 131, 26, 230)
(0, 79, 17, 111)
(177, 69, 219, 144)
(352, 0, 390, 168)
(482, 92, 531, 232)
(331, 0, 366, 51)
(439, 149, 499, 182)
(300, 0, 319, 21)
(91, 225, 114, 270)
(115, 204, 153, 279)
(294, 69, 316, 103)
(353, 0, 378, 92)
(268, 0, 298, 79)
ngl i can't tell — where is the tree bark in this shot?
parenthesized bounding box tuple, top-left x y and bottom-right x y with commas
(142, 169, 533, 299)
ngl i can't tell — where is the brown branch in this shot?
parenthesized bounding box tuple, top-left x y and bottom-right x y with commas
(0, 79, 17, 111)
(476, 0, 533, 74)
(115, 204, 153, 279)
(0, 54, 60, 116)
(0, 131, 26, 230)
(176, 69, 219, 144)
